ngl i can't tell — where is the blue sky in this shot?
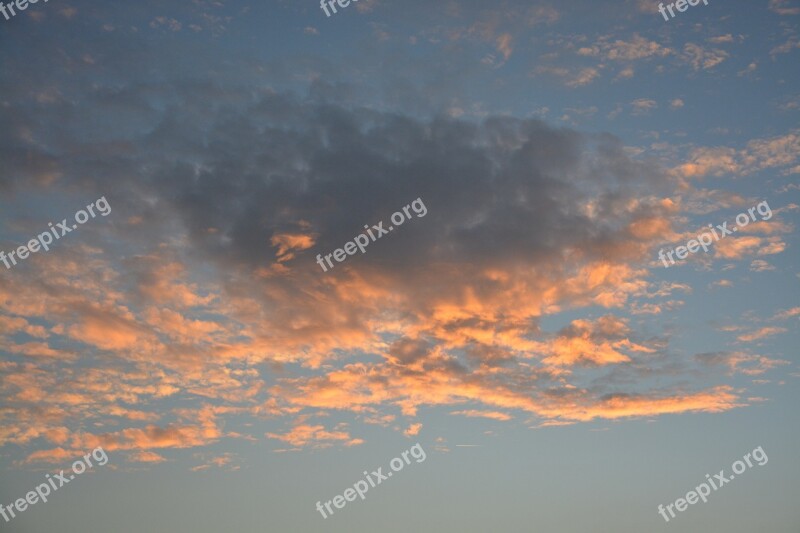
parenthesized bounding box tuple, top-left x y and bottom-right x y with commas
(0, 0, 798, 531)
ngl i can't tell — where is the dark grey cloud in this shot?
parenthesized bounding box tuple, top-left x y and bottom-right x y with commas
(1, 79, 675, 280)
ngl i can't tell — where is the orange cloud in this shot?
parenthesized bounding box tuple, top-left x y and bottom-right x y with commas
(128, 451, 168, 463)
(535, 386, 742, 423)
(403, 422, 423, 436)
(266, 424, 363, 449)
(271, 232, 316, 263)
(450, 410, 512, 421)
(737, 327, 787, 343)
(24, 447, 77, 464)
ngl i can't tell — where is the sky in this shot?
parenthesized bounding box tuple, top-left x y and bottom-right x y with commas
(0, 0, 798, 531)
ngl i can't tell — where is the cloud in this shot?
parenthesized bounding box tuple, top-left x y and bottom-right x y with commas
(615, 67, 635, 80)
(59, 7, 78, 19)
(23, 447, 77, 464)
(451, 410, 512, 421)
(403, 422, 423, 436)
(533, 66, 601, 87)
(769, 0, 800, 15)
(67, 305, 153, 351)
(737, 327, 787, 343)
(496, 33, 513, 61)
(709, 279, 733, 289)
(738, 62, 758, 76)
(578, 34, 671, 61)
(0, 316, 49, 338)
(771, 307, 800, 320)
(190, 452, 239, 471)
(0, 81, 758, 462)
(150, 17, 183, 32)
(676, 130, 800, 178)
(708, 35, 735, 44)
(750, 259, 775, 272)
(744, 132, 800, 168)
(631, 99, 657, 115)
(270, 232, 316, 263)
(266, 424, 363, 449)
(771, 37, 800, 56)
(713, 235, 786, 260)
(683, 43, 729, 70)
(128, 451, 168, 463)
(541, 315, 647, 366)
(695, 351, 790, 375)
(526, 5, 560, 25)
(535, 386, 742, 422)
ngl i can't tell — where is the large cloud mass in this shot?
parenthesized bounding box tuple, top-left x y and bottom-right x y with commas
(0, 81, 779, 462)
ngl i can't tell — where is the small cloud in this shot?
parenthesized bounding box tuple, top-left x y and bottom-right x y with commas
(559, 106, 598, 124)
(266, 424, 363, 449)
(532, 420, 577, 429)
(370, 22, 390, 42)
(683, 43, 729, 70)
(24, 448, 77, 464)
(584, 34, 671, 61)
(738, 62, 758, 76)
(695, 351, 790, 375)
(450, 410, 512, 421)
(567, 68, 600, 87)
(304, 26, 319, 36)
(433, 437, 450, 453)
(526, 5, 560, 25)
(191, 452, 240, 472)
(270, 232, 315, 263)
(532, 66, 600, 88)
(778, 95, 800, 111)
(60, 7, 78, 19)
(670, 98, 684, 109)
(771, 307, 800, 320)
(737, 327, 787, 343)
(128, 451, 168, 463)
(615, 67, 635, 80)
(770, 37, 800, 56)
(769, 0, 800, 15)
(496, 33, 513, 61)
(403, 423, 423, 437)
(447, 106, 465, 118)
(708, 35, 735, 44)
(150, 16, 182, 32)
(750, 259, 775, 272)
(709, 279, 733, 289)
(631, 98, 657, 115)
